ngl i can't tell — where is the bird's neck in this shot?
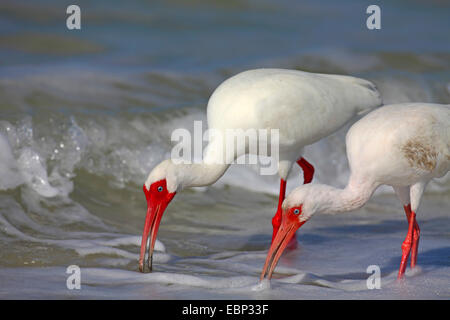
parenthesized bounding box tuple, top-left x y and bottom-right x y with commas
(316, 179, 377, 214)
(176, 162, 230, 189)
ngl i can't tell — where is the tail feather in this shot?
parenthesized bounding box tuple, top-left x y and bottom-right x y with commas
(355, 80, 382, 115)
(326, 74, 383, 115)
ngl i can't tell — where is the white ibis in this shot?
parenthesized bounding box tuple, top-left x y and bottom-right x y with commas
(260, 103, 450, 281)
(140, 68, 382, 272)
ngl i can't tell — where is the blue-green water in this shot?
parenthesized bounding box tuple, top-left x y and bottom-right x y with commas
(0, 0, 449, 299)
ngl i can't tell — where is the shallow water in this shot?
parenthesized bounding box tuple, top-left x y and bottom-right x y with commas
(0, 0, 449, 299)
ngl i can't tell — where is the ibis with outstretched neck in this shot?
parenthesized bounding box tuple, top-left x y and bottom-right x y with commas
(139, 68, 382, 272)
(260, 103, 450, 281)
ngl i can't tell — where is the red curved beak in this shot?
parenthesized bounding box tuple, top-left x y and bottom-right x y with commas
(139, 184, 175, 273)
(260, 210, 305, 280)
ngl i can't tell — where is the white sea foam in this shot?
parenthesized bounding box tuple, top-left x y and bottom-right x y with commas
(251, 279, 271, 291)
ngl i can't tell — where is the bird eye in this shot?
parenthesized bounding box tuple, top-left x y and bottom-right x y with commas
(157, 186, 163, 192)
(293, 208, 300, 215)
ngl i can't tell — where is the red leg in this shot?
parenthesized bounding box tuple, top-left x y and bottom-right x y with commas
(398, 210, 416, 279)
(271, 158, 313, 249)
(271, 179, 298, 249)
(297, 157, 315, 184)
(403, 204, 420, 268)
(271, 179, 286, 243)
(410, 225, 420, 269)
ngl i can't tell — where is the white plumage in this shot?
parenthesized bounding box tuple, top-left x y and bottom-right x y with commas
(261, 103, 450, 281)
(148, 69, 381, 188)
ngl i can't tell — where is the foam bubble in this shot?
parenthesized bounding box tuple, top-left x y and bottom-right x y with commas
(251, 279, 271, 291)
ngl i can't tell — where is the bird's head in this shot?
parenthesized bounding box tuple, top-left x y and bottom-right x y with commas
(139, 160, 178, 273)
(260, 185, 321, 280)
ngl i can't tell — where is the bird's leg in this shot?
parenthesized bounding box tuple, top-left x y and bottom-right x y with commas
(271, 179, 298, 250)
(270, 158, 314, 249)
(271, 157, 315, 250)
(271, 179, 286, 244)
(296, 157, 315, 184)
(398, 210, 416, 279)
(410, 221, 420, 269)
(403, 204, 420, 268)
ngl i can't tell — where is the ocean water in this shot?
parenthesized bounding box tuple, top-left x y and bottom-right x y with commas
(0, 0, 449, 299)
